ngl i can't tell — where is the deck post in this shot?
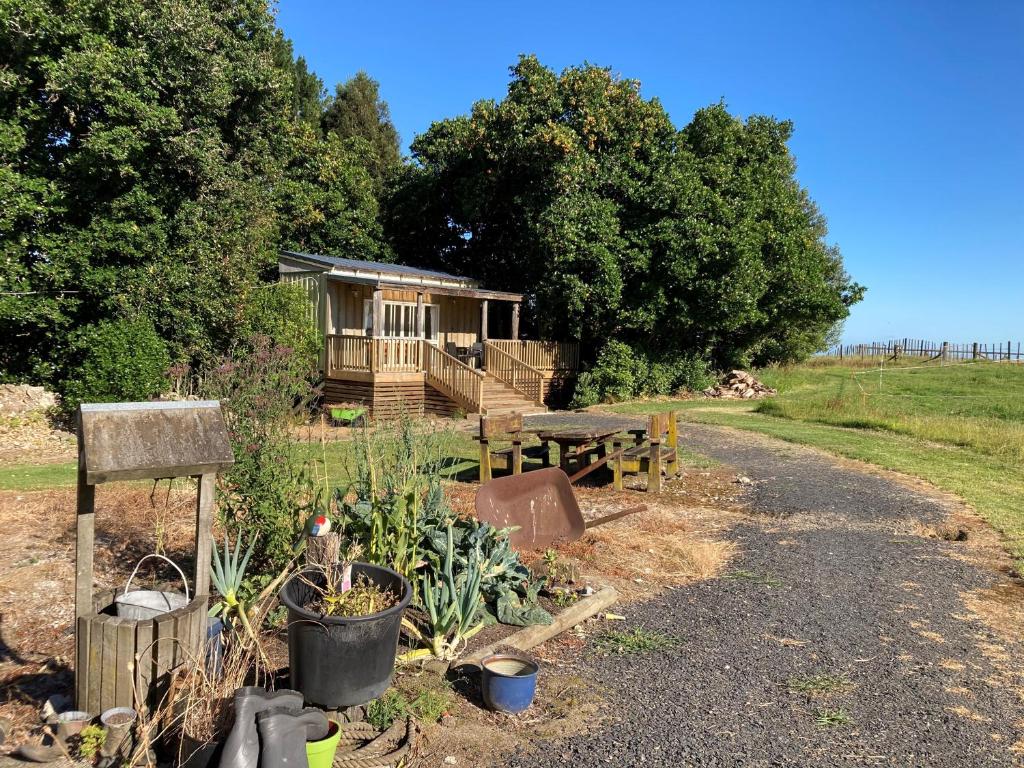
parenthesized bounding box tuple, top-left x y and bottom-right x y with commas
(372, 288, 383, 337)
(481, 299, 489, 341)
(511, 303, 520, 340)
(416, 293, 425, 340)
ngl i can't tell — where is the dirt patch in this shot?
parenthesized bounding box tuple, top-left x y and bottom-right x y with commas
(0, 453, 742, 759)
(0, 483, 198, 743)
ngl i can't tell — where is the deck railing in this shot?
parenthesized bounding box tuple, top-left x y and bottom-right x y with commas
(327, 334, 371, 374)
(372, 337, 421, 372)
(487, 340, 580, 373)
(422, 341, 484, 413)
(483, 342, 544, 406)
(326, 335, 422, 374)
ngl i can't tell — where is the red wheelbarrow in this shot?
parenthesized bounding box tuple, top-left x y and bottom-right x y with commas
(474, 467, 645, 550)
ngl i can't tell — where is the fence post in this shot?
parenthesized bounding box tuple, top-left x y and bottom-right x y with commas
(972, 342, 979, 360)
(941, 341, 950, 362)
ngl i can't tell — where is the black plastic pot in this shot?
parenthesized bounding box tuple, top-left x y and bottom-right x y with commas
(178, 733, 222, 768)
(279, 563, 411, 708)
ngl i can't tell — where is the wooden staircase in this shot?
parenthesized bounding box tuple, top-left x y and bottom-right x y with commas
(480, 374, 546, 416)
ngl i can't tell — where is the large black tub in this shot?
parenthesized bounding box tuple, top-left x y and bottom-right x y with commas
(279, 563, 411, 708)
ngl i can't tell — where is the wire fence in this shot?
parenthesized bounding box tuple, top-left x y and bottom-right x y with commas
(822, 339, 1023, 362)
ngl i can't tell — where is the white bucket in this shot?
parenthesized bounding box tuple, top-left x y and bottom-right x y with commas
(115, 554, 190, 620)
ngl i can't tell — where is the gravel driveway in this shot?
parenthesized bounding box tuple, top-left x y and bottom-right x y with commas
(506, 422, 1024, 767)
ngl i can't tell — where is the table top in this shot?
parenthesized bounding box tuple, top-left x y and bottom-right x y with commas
(529, 427, 621, 443)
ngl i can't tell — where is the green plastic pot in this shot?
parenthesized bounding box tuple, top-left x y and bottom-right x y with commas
(305, 721, 341, 768)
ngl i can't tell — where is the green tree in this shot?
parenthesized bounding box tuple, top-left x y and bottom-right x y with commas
(386, 55, 863, 372)
(272, 32, 326, 129)
(59, 316, 170, 414)
(0, 0, 308, 385)
(322, 72, 401, 187)
(276, 123, 389, 259)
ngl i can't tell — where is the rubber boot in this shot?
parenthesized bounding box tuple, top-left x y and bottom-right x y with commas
(256, 708, 329, 768)
(219, 688, 304, 768)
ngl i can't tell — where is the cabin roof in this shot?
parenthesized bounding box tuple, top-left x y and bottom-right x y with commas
(278, 250, 524, 302)
(280, 250, 474, 285)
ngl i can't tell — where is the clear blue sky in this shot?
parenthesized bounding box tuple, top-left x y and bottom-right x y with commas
(276, 0, 1023, 345)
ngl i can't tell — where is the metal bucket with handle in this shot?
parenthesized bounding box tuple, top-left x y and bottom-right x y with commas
(114, 554, 190, 620)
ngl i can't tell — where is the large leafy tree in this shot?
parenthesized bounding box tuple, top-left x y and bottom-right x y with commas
(322, 71, 401, 188)
(276, 124, 388, 259)
(0, 0, 293, 382)
(0, 0, 396, 394)
(386, 55, 863, 368)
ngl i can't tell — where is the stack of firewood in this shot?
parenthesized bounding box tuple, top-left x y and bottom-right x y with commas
(702, 370, 777, 400)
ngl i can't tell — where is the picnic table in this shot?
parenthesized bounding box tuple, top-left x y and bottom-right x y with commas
(527, 426, 623, 475)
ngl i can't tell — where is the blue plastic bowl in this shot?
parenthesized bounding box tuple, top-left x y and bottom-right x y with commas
(480, 654, 539, 714)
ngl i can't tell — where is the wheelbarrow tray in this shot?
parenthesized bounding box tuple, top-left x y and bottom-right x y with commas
(474, 467, 585, 550)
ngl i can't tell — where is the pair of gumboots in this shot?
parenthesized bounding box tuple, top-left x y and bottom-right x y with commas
(216, 688, 339, 768)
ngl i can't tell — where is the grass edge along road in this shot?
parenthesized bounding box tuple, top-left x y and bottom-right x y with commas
(613, 390, 1024, 565)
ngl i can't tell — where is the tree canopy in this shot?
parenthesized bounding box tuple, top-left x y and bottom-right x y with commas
(386, 55, 863, 370)
(322, 72, 401, 188)
(0, 0, 393, 398)
(1, 5, 860, 405)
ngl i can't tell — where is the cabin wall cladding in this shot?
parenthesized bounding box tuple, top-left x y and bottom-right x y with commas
(328, 282, 482, 348)
(323, 378, 460, 418)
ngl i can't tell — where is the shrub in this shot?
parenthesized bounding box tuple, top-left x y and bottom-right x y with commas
(59, 316, 170, 415)
(571, 341, 715, 406)
(203, 336, 318, 575)
(664, 353, 716, 394)
(569, 340, 639, 407)
(237, 283, 321, 375)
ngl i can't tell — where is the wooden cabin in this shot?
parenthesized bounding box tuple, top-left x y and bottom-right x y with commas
(278, 251, 579, 417)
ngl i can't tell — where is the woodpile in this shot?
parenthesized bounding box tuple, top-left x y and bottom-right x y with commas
(702, 370, 777, 400)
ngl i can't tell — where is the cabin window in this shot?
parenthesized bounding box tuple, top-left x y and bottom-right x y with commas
(364, 300, 439, 341)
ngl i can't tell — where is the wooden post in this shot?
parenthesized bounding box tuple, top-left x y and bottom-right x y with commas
(612, 440, 623, 491)
(75, 470, 95, 624)
(941, 341, 949, 362)
(479, 439, 492, 483)
(195, 473, 215, 595)
(372, 288, 384, 337)
(667, 411, 678, 476)
(416, 293, 425, 340)
(481, 299, 489, 341)
(648, 437, 662, 493)
(973, 342, 979, 360)
(511, 303, 520, 340)
(512, 439, 523, 475)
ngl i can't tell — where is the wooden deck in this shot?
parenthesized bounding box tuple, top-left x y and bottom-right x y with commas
(323, 336, 579, 416)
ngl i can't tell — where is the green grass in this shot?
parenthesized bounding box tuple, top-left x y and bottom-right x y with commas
(754, 360, 1024, 463)
(593, 627, 681, 655)
(788, 673, 852, 695)
(814, 708, 853, 727)
(0, 429, 484, 492)
(366, 681, 454, 729)
(0, 461, 77, 490)
(609, 359, 1024, 562)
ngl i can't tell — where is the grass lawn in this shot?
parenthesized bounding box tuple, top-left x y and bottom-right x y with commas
(0, 461, 77, 490)
(0, 429, 485, 492)
(611, 359, 1024, 562)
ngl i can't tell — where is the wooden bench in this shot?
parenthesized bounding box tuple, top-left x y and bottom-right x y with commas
(477, 413, 551, 482)
(611, 411, 679, 492)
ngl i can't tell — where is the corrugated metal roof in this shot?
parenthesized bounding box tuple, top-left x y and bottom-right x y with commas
(280, 251, 469, 283)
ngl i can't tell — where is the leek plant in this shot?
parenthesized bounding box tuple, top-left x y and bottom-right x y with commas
(209, 533, 291, 663)
(401, 521, 486, 661)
